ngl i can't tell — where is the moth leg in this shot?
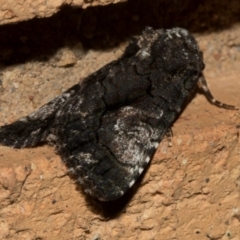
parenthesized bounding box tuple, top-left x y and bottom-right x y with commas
(198, 75, 238, 110)
(165, 128, 173, 147)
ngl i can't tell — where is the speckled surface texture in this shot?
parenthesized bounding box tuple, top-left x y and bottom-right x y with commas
(0, 0, 125, 25)
(0, 1, 240, 239)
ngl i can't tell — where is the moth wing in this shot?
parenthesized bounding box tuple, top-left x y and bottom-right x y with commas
(0, 84, 81, 148)
(62, 96, 165, 201)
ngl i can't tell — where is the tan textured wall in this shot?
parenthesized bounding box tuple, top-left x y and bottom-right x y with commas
(0, 0, 125, 24)
(0, 1, 240, 239)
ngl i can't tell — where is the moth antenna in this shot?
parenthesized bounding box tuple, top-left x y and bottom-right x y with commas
(198, 75, 238, 110)
(165, 128, 173, 147)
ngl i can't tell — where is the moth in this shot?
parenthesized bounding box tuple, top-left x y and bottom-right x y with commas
(0, 27, 237, 201)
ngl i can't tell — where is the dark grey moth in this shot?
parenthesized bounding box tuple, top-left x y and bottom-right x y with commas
(0, 27, 237, 201)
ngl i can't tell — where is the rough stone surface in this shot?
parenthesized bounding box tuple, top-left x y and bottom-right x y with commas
(0, 1, 240, 239)
(0, 0, 125, 25)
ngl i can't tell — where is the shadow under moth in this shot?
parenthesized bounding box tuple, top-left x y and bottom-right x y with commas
(0, 27, 238, 201)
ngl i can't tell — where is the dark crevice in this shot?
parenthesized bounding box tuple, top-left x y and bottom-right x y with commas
(1, 1, 240, 66)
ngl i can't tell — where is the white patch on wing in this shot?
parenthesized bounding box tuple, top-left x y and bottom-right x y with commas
(73, 152, 97, 165)
(19, 117, 28, 122)
(153, 142, 159, 148)
(134, 165, 139, 171)
(129, 168, 134, 174)
(167, 32, 172, 39)
(175, 32, 181, 38)
(145, 156, 150, 163)
(136, 49, 151, 59)
(129, 179, 135, 188)
(138, 167, 144, 174)
(68, 168, 75, 174)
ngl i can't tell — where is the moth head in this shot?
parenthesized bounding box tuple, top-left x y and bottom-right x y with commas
(136, 27, 205, 74)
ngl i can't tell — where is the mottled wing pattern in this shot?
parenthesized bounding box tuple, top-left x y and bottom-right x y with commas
(54, 95, 166, 200)
(0, 84, 81, 148)
(1, 27, 235, 201)
(31, 27, 205, 200)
